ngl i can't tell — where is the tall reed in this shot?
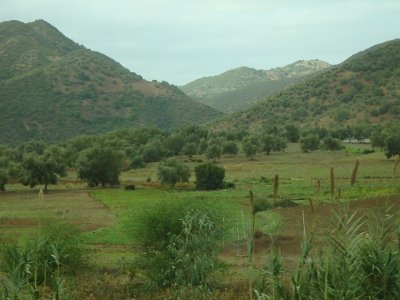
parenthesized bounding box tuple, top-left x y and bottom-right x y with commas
(350, 159, 360, 187)
(393, 155, 399, 179)
(273, 174, 279, 207)
(330, 167, 335, 200)
(248, 191, 256, 300)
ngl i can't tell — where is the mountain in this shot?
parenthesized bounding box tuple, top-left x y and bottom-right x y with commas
(214, 39, 400, 131)
(180, 60, 331, 113)
(0, 20, 221, 145)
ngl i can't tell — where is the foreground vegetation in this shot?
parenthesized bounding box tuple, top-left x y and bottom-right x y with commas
(0, 140, 399, 299)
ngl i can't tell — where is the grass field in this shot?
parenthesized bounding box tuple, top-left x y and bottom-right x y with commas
(0, 143, 399, 298)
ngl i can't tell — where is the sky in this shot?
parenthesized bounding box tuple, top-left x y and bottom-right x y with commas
(1, 0, 400, 85)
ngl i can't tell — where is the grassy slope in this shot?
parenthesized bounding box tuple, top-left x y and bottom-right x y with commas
(215, 39, 400, 130)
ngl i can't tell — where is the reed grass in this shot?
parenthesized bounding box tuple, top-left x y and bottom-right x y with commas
(350, 159, 360, 187)
(330, 167, 335, 200)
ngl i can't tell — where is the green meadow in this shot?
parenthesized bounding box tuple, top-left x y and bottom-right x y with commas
(1, 143, 399, 299)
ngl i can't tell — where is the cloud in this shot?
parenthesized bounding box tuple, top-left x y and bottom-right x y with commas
(1, 0, 400, 84)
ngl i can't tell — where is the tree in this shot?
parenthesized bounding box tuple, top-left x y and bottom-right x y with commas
(181, 142, 197, 156)
(140, 137, 166, 163)
(77, 145, 124, 187)
(19, 146, 67, 191)
(370, 128, 387, 150)
(242, 136, 258, 160)
(320, 136, 344, 151)
(195, 163, 225, 190)
(130, 155, 146, 169)
(261, 134, 275, 155)
(0, 168, 7, 191)
(164, 134, 184, 155)
(222, 141, 238, 155)
(300, 134, 320, 153)
(205, 144, 222, 161)
(158, 158, 190, 186)
(285, 124, 300, 142)
(273, 136, 287, 152)
(384, 134, 400, 158)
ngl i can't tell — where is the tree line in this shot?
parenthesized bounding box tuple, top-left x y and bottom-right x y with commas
(0, 121, 398, 191)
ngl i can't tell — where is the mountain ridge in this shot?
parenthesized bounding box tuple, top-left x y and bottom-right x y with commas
(0, 20, 221, 145)
(213, 39, 400, 131)
(180, 59, 331, 113)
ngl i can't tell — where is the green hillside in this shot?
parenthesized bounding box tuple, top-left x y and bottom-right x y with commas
(0, 20, 221, 145)
(215, 39, 400, 130)
(180, 60, 330, 113)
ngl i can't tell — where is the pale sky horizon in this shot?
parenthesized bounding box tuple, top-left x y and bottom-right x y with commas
(1, 0, 400, 85)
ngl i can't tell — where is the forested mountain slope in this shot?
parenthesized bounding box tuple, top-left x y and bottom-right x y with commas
(214, 39, 400, 130)
(180, 60, 330, 113)
(0, 20, 221, 145)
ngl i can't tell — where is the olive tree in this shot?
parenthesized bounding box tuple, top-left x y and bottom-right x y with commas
(157, 158, 190, 186)
(77, 145, 124, 187)
(19, 145, 67, 191)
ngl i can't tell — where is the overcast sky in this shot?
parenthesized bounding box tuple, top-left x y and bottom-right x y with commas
(2, 0, 400, 85)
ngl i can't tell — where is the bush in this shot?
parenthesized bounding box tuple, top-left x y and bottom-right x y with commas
(126, 199, 223, 289)
(300, 134, 320, 152)
(320, 136, 344, 151)
(157, 158, 190, 186)
(195, 163, 225, 190)
(124, 184, 136, 190)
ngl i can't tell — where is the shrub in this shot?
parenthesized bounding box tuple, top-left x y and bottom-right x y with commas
(124, 184, 136, 190)
(157, 158, 190, 186)
(195, 163, 225, 190)
(300, 134, 320, 152)
(320, 136, 344, 151)
(126, 199, 223, 289)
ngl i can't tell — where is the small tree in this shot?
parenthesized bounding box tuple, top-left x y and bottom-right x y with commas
(181, 142, 197, 156)
(77, 145, 124, 187)
(19, 146, 67, 191)
(222, 141, 238, 155)
(385, 134, 400, 159)
(300, 134, 320, 153)
(0, 168, 7, 191)
(261, 134, 276, 155)
(195, 163, 225, 190)
(243, 136, 258, 160)
(158, 158, 190, 186)
(285, 124, 300, 143)
(320, 136, 344, 151)
(205, 144, 222, 161)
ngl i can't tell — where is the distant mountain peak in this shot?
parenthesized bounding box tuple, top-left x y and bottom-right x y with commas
(215, 39, 400, 130)
(180, 59, 331, 113)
